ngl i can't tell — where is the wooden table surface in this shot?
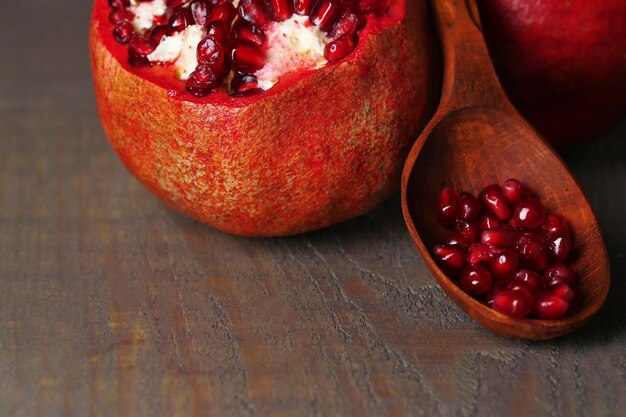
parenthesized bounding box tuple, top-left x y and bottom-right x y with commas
(2, 1, 626, 416)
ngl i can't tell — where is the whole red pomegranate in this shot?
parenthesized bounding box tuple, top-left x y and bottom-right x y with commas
(90, 0, 439, 236)
(477, 0, 626, 148)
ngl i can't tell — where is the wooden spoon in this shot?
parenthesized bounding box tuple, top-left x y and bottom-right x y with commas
(401, 0, 610, 339)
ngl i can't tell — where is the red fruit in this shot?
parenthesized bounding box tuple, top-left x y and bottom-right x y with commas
(238, 0, 270, 27)
(432, 244, 467, 277)
(532, 292, 570, 319)
(479, 184, 511, 221)
(437, 188, 460, 226)
(542, 214, 571, 238)
(543, 265, 576, 287)
(455, 220, 480, 243)
(546, 282, 576, 304)
(90, 0, 440, 236)
(205, 20, 230, 45)
(515, 232, 548, 270)
(513, 269, 543, 293)
(127, 37, 157, 66)
(485, 280, 507, 307)
(231, 39, 266, 73)
(294, 0, 315, 15)
(489, 248, 518, 280)
(268, 0, 294, 21)
(512, 197, 546, 229)
(502, 178, 532, 206)
(233, 19, 265, 45)
(479, 212, 501, 230)
(546, 231, 572, 262)
(113, 21, 135, 44)
(492, 290, 531, 319)
(481, 226, 519, 249)
(506, 280, 535, 300)
(325, 35, 355, 61)
(459, 265, 493, 295)
(190, 0, 211, 25)
(168, 7, 195, 32)
(468, 243, 493, 265)
(186, 64, 220, 97)
(310, 0, 344, 32)
(445, 232, 473, 250)
(230, 73, 261, 95)
(458, 191, 482, 221)
(478, 0, 626, 147)
(149, 24, 173, 44)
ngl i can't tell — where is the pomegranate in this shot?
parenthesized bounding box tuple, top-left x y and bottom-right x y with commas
(432, 178, 583, 320)
(90, 0, 439, 236)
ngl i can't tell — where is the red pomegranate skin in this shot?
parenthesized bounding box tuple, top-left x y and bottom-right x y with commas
(90, 0, 439, 236)
(478, 0, 626, 148)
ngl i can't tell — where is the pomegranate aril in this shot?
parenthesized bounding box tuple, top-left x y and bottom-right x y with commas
(489, 248, 518, 280)
(325, 34, 355, 60)
(512, 197, 546, 229)
(479, 184, 512, 221)
(445, 232, 473, 250)
(516, 232, 549, 270)
(268, 0, 294, 21)
(358, 0, 389, 16)
(206, 20, 231, 46)
(543, 264, 576, 287)
(191, 0, 211, 25)
(233, 19, 266, 46)
(502, 178, 532, 206)
(437, 188, 460, 226)
(329, 8, 365, 40)
(310, 0, 344, 32)
(485, 280, 507, 307)
(169, 7, 195, 32)
(231, 72, 260, 94)
(513, 269, 543, 293)
(197, 36, 229, 77)
(110, 9, 135, 24)
(109, 0, 130, 9)
(479, 212, 502, 230)
(294, 0, 316, 15)
(186, 64, 219, 97)
(458, 192, 482, 221)
(128, 37, 157, 66)
(238, 0, 270, 27)
(546, 282, 576, 304)
(546, 231, 572, 262)
(432, 244, 467, 276)
(532, 292, 569, 319)
(167, 0, 188, 7)
(149, 24, 173, 44)
(231, 39, 267, 73)
(207, 2, 237, 24)
(506, 280, 535, 300)
(542, 213, 571, 238)
(468, 243, 493, 265)
(492, 290, 531, 319)
(459, 265, 493, 295)
(114, 21, 136, 44)
(455, 220, 480, 242)
(481, 226, 519, 249)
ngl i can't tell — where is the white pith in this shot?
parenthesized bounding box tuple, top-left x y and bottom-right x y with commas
(126, 1, 332, 88)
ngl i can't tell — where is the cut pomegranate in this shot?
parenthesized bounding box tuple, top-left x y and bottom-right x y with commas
(492, 290, 531, 319)
(459, 265, 493, 295)
(479, 184, 512, 221)
(512, 197, 546, 229)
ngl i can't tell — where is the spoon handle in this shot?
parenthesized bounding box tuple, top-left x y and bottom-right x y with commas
(432, 0, 513, 112)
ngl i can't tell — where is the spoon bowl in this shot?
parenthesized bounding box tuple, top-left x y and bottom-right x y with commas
(401, 0, 610, 339)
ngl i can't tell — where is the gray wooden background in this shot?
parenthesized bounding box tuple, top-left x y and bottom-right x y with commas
(1, 1, 625, 416)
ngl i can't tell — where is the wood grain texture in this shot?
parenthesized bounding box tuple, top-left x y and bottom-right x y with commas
(1, 1, 626, 416)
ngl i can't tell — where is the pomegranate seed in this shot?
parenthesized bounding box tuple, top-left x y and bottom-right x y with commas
(479, 212, 502, 230)
(329, 8, 365, 40)
(468, 243, 493, 265)
(128, 37, 157, 66)
(310, 0, 344, 32)
(197, 36, 229, 77)
(207, 2, 237, 24)
(206, 20, 231, 46)
(485, 281, 507, 307)
(516, 232, 548, 270)
(325, 34, 355, 60)
(513, 269, 543, 293)
(167, 0, 188, 6)
(445, 232, 473, 250)
(432, 244, 467, 276)
(149, 24, 173, 44)
(114, 21, 136, 44)
(294, 0, 316, 15)
(110, 8, 135, 24)
(231, 73, 261, 95)
(506, 280, 535, 300)
(186, 64, 219, 97)
(492, 290, 531, 319)
(437, 188, 460, 226)
(543, 264, 576, 287)
(542, 213, 571, 238)
(479, 184, 512, 221)
(455, 220, 480, 242)
(502, 178, 532, 206)
(109, 0, 130, 9)
(459, 265, 493, 295)
(268, 0, 294, 20)
(546, 231, 572, 262)
(489, 248, 518, 280)
(358, 0, 389, 16)
(546, 282, 576, 304)
(481, 226, 519, 249)
(169, 7, 195, 32)
(231, 39, 266, 73)
(233, 19, 266, 45)
(458, 192, 482, 221)
(532, 292, 569, 319)
(512, 198, 546, 229)
(238, 0, 270, 27)
(190, 0, 211, 25)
